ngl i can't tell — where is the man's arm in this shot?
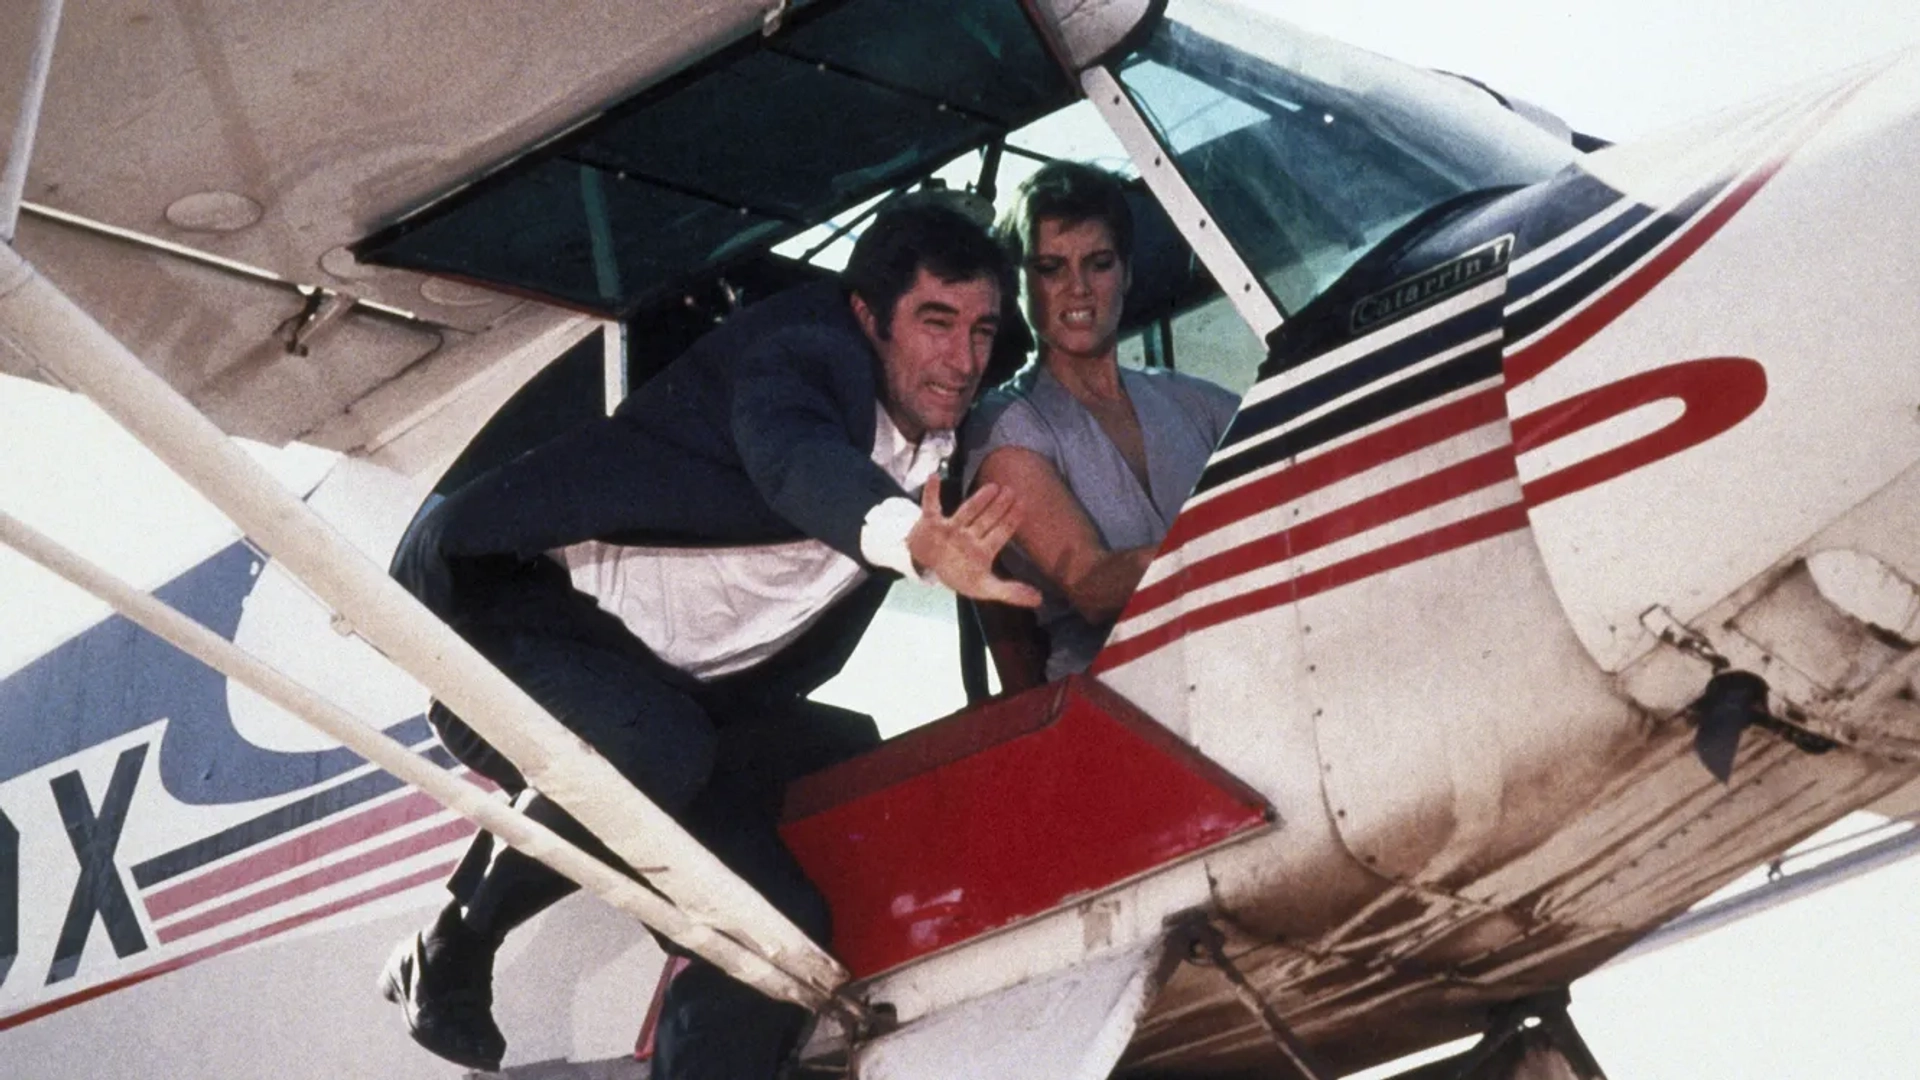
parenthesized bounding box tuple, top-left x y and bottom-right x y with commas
(732, 325, 913, 561)
(733, 326, 1039, 607)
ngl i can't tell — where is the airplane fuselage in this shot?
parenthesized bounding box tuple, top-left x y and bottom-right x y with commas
(5, 3, 1920, 1078)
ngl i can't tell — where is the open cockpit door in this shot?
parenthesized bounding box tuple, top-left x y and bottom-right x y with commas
(769, 675, 1273, 1079)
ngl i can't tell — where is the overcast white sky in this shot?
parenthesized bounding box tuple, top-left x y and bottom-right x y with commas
(1253, 0, 1920, 142)
(5, 1, 1920, 1075)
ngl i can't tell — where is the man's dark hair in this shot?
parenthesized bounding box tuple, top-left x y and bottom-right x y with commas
(843, 192, 1014, 340)
(998, 160, 1135, 266)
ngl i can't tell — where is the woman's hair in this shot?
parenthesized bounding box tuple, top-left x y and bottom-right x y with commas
(996, 160, 1135, 266)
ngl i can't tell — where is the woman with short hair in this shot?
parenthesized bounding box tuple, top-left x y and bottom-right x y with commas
(964, 161, 1239, 691)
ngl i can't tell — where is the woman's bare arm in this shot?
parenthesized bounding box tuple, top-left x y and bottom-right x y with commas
(972, 445, 1154, 624)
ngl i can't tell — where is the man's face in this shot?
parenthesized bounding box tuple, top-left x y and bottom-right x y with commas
(856, 268, 1001, 442)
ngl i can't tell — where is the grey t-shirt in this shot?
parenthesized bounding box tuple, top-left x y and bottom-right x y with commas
(962, 363, 1239, 679)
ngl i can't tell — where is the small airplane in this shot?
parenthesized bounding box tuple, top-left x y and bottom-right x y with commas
(4, 1, 1920, 1078)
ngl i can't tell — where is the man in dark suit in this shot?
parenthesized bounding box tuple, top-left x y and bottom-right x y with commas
(379, 198, 1038, 1078)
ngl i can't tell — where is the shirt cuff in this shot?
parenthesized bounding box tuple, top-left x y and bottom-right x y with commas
(861, 496, 941, 585)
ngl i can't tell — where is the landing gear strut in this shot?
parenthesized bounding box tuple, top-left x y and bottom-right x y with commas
(1389, 991, 1608, 1080)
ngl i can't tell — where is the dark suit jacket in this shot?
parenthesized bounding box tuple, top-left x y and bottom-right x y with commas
(393, 281, 908, 701)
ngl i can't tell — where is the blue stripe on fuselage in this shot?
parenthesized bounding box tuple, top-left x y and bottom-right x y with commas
(0, 542, 426, 805)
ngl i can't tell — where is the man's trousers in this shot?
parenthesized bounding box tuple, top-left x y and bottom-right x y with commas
(429, 629, 877, 1080)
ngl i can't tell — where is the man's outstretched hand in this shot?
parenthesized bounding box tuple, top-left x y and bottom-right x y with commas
(906, 481, 1043, 608)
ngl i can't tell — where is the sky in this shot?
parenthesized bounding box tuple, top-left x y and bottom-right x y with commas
(5, 0, 1920, 1076)
(1250, 0, 1920, 142)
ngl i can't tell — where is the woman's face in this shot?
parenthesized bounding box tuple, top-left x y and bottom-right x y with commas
(1025, 216, 1130, 362)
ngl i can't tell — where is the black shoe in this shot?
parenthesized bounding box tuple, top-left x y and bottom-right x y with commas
(379, 929, 506, 1072)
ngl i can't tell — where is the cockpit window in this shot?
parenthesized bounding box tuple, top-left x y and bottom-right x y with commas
(1113, 0, 1578, 316)
(354, 0, 1071, 318)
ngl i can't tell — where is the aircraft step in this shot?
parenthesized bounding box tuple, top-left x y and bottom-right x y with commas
(851, 934, 1172, 1080)
(778, 675, 1274, 979)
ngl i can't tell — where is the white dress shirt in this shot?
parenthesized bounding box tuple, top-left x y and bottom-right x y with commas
(553, 404, 950, 680)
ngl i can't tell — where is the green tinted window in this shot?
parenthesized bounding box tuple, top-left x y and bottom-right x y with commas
(356, 0, 1071, 317)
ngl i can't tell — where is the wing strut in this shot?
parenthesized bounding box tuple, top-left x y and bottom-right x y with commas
(0, 0, 62, 243)
(1184, 921, 1333, 1080)
(0, 241, 861, 1023)
(0, 506, 832, 1012)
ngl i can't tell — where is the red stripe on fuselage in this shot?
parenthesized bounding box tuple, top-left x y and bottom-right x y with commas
(143, 788, 449, 920)
(1515, 357, 1769, 506)
(155, 817, 476, 944)
(1095, 503, 1529, 673)
(0, 863, 454, 1033)
(1164, 386, 1509, 557)
(1129, 446, 1517, 621)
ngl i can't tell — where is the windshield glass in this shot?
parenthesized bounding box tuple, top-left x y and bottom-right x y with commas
(1114, 0, 1579, 316)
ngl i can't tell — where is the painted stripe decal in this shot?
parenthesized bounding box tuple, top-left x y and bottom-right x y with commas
(1164, 386, 1509, 557)
(1218, 298, 1500, 453)
(1504, 182, 1721, 345)
(1131, 446, 1517, 621)
(1516, 356, 1770, 507)
(1508, 200, 1655, 304)
(1096, 503, 1530, 672)
(0, 862, 454, 1032)
(155, 818, 475, 944)
(142, 788, 450, 920)
(130, 744, 453, 888)
(1197, 339, 1505, 495)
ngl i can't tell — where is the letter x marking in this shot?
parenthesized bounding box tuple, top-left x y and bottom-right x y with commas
(46, 744, 149, 984)
(0, 807, 16, 987)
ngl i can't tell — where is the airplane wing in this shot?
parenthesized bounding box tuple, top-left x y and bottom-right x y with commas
(0, 0, 1075, 478)
(0, 0, 736, 468)
(0, 4, 745, 472)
